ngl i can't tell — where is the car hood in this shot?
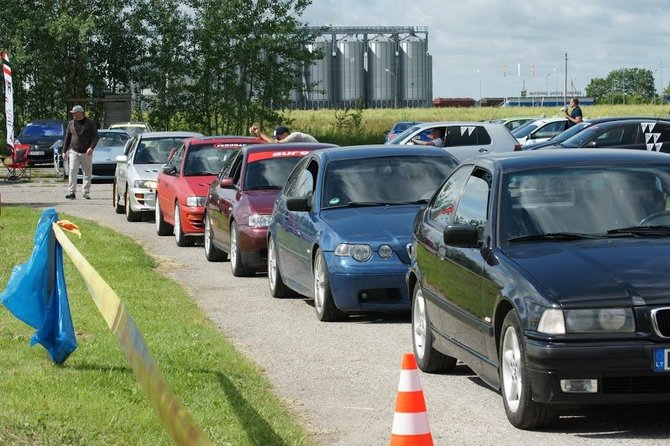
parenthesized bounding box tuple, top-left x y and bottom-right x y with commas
(320, 205, 420, 262)
(180, 175, 216, 196)
(93, 146, 125, 163)
(130, 163, 163, 181)
(244, 189, 281, 214)
(505, 239, 670, 307)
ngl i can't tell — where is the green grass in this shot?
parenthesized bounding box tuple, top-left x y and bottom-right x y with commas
(286, 104, 670, 146)
(0, 206, 315, 446)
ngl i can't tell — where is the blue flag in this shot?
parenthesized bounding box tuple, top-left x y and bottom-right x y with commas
(0, 208, 77, 364)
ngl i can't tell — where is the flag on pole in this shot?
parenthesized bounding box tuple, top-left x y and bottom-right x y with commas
(2, 51, 14, 154)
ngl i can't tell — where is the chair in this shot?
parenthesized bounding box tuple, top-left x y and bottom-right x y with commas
(4, 144, 31, 181)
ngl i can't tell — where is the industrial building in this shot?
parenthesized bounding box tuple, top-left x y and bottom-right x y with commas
(291, 26, 432, 109)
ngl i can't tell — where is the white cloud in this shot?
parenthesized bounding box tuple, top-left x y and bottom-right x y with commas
(300, 0, 670, 99)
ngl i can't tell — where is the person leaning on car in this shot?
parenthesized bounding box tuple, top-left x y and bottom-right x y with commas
(249, 125, 318, 143)
(63, 104, 99, 200)
(563, 97, 583, 128)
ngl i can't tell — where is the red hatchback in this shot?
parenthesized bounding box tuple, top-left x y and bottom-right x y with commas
(204, 142, 337, 276)
(155, 136, 263, 246)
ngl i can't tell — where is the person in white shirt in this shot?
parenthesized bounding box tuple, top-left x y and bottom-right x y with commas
(249, 125, 318, 143)
(412, 127, 445, 147)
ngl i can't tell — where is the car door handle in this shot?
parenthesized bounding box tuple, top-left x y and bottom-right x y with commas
(478, 147, 489, 153)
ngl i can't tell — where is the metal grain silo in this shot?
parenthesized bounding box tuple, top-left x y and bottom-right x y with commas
(367, 34, 396, 106)
(336, 34, 365, 104)
(400, 34, 429, 104)
(306, 35, 334, 107)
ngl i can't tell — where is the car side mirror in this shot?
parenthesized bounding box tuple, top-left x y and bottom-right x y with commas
(443, 224, 479, 247)
(286, 197, 310, 212)
(219, 177, 235, 188)
(162, 165, 177, 175)
(585, 140, 598, 148)
(116, 155, 128, 163)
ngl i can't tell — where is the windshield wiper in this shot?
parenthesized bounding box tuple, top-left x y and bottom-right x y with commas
(245, 185, 282, 190)
(345, 201, 391, 207)
(508, 232, 600, 242)
(606, 226, 670, 236)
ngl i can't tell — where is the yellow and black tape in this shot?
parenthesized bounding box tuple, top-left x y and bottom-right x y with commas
(52, 222, 214, 446)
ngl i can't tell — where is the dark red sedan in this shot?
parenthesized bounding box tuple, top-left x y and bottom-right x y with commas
(155, 136, 263, 246)
(204, 142, 337, 276)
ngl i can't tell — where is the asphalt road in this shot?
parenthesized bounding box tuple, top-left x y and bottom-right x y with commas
(3, 173, 670, 445)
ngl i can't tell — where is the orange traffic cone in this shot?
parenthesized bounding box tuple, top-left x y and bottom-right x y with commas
(390, 352, 434, 446)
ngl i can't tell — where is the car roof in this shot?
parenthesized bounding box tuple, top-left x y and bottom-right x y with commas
(186, 135, 262, 145)
(474, 148, 670, 172)
(137, 131, 203, 139)
(411, 121, 507, 128)
(583, 117, 670, 127)
(109, 122, 149, 126)
(243, 142, 338, 154)
(315, 144, 455, 162)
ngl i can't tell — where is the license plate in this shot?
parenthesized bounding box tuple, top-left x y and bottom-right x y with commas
(31, 151, 45, 156)
(653, 348, 670, 372)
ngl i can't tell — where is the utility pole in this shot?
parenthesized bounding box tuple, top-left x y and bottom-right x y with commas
(564, 52, 568, 105)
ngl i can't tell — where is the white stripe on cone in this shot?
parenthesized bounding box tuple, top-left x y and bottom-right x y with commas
(397, 369, 422, 392)
(391, 412, 431, 435)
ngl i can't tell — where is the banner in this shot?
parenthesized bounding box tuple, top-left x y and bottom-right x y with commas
(2, 51, 13, 153)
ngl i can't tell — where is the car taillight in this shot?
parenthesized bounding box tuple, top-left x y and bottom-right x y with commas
(514, 143, 522, 151)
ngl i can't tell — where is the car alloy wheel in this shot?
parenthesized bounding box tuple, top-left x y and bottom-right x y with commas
(125, 188, 141, 222)
(230, 221, 252, 276)
(313, 249, 346, 322)
(204, 213, 227, 262)
(267, 235, 290, 298)
(173, 203, 194, 247)
(499, 311, 555, 429)
(412, 284, 456, 373)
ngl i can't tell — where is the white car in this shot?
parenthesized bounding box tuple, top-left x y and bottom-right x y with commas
(387, 121, 521, 162)
(113, 131, 202, 221)
(511, 117, 570, 146)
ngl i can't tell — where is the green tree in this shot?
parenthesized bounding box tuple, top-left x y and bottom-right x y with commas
(586, 67, 656, 104)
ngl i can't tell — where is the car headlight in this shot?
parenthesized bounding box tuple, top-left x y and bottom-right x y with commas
(248, 214, 271, 228)
(134, 180, 157, 189)
(335, 243, 372, 262)
(537, 308, 635, 334)
(186, 196, 206, 207)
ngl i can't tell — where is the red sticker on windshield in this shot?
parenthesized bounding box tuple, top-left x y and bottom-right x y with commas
(248, 150, 310, 162)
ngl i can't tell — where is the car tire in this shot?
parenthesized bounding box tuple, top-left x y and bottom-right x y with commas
(204, 212, 227, 262)
(113, 181, 124, 214)
(412, 284, 457, 373)
(125, 188, 141, 222)
(268, 235, 290, 298)
(313, 249, 347, 322)
(155, 195, 173, 236)
(500, 310, 556, 430)
(230, 221, 253, 276)
(174, 203, 194, 247)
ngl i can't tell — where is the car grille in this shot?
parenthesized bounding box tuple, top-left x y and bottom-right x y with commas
(602, 376, 670, 394)
(358, 288, 401, 302)
(651, 307, 670, 338)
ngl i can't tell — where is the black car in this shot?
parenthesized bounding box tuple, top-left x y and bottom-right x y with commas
(16, 120, 67, 166)
(407, 149, 670, 429)
(538, 118, 670, 152)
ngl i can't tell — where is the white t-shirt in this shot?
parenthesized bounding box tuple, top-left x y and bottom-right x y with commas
(282, 132, 318, 143)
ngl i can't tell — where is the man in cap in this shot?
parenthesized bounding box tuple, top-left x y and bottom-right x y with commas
(249, 125, 318, 143)
(63, 105, 99, 199)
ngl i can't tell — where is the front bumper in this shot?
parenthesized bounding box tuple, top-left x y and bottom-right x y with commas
(28, 146, 55, 165)
(237, 224, 268, 270)
(180, 205, 205, 235)
(325, 252, 410, 313)
(128, 187, 156, 212)
(526, 338, 670, 404)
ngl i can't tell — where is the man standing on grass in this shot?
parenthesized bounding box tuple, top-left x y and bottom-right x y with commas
(63, 105, 98, 200)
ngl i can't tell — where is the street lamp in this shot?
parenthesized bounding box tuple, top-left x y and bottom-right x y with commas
(477, 69, 482, 104)
(546, 72, 551, 97)
(385, 68, 398, 109)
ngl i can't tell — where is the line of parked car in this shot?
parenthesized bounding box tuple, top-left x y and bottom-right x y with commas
(90, 117, 670, 430)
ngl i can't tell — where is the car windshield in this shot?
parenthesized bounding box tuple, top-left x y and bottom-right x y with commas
(500, 165, 670, 244)
(321, 155, 457, 209)
(559, 125, 604, 148)
(133, 137, 186, 164)
(184, 144, 237, 176)
(244, 156, 306, 189)
(387, 125, 424, 144)
(20, 122, 63, 137)
(392, 122, 416, 133)
(547, 121, 591, 143)
(511, 121, 541, 138)
(97, 132, 130, 147)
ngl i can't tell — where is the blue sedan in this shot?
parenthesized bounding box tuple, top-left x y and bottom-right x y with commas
(267, 145, 459, 321)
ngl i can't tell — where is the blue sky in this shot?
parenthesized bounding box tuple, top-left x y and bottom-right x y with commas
(300, 0, 670, 99)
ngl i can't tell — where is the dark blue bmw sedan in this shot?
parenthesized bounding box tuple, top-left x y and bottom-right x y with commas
(407, 149, 670, 429)
(267, 145, 459, 322)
